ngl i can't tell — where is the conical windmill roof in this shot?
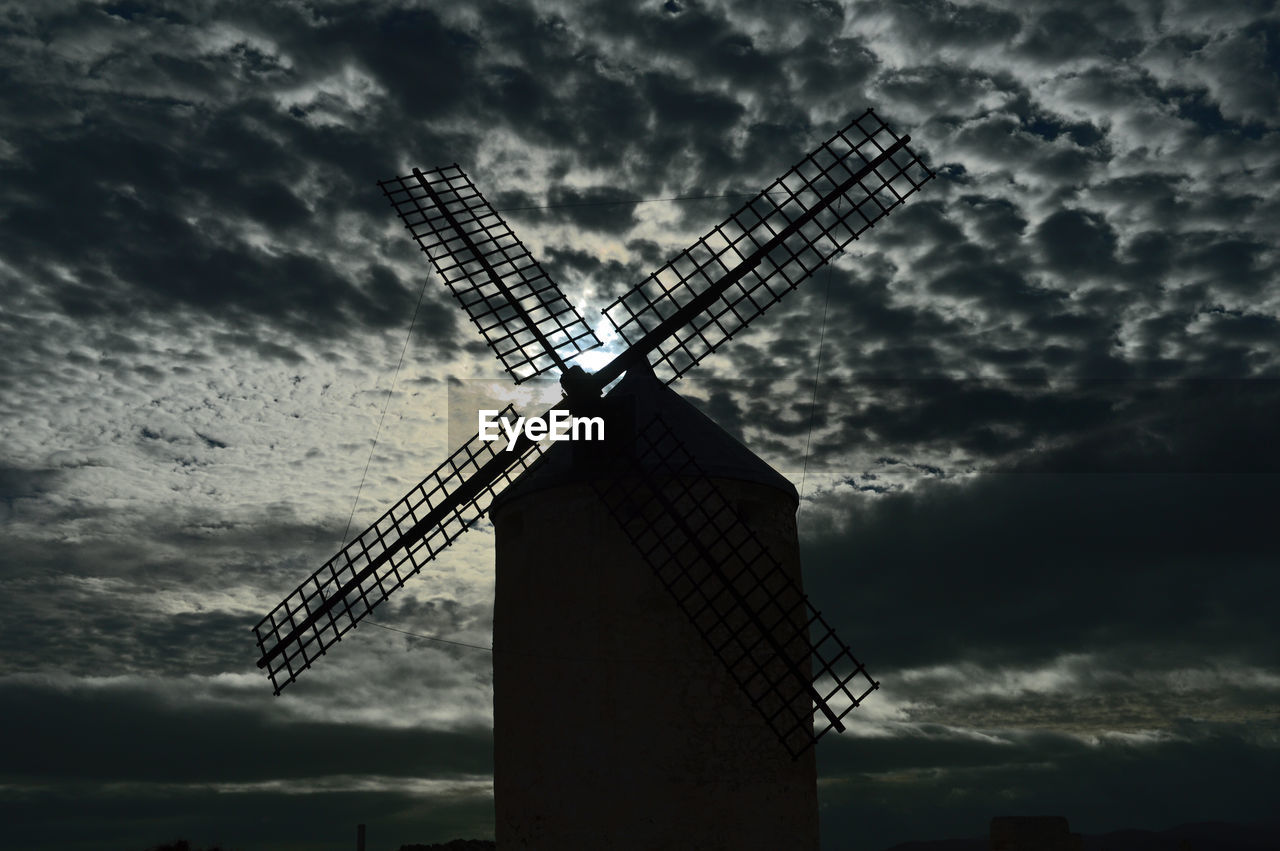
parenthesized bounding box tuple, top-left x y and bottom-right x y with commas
(492, 361, 798, 510)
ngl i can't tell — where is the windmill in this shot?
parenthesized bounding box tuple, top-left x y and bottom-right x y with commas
(252, 108, 933, 844)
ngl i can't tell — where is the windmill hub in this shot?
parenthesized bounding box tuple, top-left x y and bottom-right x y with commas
(558, 363, 600, 402)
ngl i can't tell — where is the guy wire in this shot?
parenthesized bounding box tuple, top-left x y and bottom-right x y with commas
(338, 270, 431, 548)
(798, 200, 842, 506)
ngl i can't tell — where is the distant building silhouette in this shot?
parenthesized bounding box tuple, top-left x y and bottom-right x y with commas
(990, 816, 1083, 851)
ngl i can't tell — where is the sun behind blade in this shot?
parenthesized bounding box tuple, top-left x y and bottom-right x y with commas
(603, 109, 934, 384)
(253, 403, 545, 695)
(379, 165, 602, 383)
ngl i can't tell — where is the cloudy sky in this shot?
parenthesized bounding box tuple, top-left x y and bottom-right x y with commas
(2, 1, 1278, 849)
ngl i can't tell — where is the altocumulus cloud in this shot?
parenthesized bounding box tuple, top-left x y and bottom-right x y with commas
(1, 1, 1277, 849)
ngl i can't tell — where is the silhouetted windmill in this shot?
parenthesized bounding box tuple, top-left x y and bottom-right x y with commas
(253, 109, 933, 846)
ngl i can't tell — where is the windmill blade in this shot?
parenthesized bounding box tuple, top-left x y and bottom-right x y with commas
(253, 403, 546, 695)
(590, 412, 878, 758)
(601, 109, 934, 385)
(379, 165, 602, 383)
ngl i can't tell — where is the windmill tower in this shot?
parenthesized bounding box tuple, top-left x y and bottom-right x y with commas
(490, 361, 819, 848)
(252, 109, 934, 847)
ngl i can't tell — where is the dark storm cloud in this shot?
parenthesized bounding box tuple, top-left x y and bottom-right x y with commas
(931, 255, 1066, 317)
(0, 514, 302, 675)
(1017, 7, 1138, 63)
(1181, 233, 1275, 296)
(888, 676, 1280, 736)
(0, 466, 63, 519)
(317, 0, 800, 193)
(689, 114, 1273, 466)
(1, 676, 496, 850)
(864, 0, 1022, 49)
(541, 245, 637, 282)
(2, 0, 1271, 642)
(803, 441, 1280, 672)
(0, 3, 474, 352)
(1, 677, 491, 784)
(450, 0, 878, 206)
(788, 36, 880, 101)
(949, 112, 1106, 186)
(384, 595, 494, 643)
(582, 0, 790, 89)
(0, 579, 257, 679)
(713, 370, 1280, 485)
(542, 186, 642, 234)
(0, 497, 497, 686)
(315, 6, 484, 121)
(3, 0, 1280, 849)
(820, 722, 1280, 780)
(819, 721, 1280, 850)
(0, 0, 853, 355)
(5, 784, 496, 851)
(878, 65, 1015, 118)
(1036, 209, 1119, 276)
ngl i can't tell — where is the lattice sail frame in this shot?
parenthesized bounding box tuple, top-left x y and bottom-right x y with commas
(258, 110, 935, 708)
(253, 404, 544, 695)
(379, 165, 601, 382)
(604, 109, 934, 384)
(591, 413, 878, 758)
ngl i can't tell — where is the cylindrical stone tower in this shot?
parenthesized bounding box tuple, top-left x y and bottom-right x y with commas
(490, 365, 818, 850)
